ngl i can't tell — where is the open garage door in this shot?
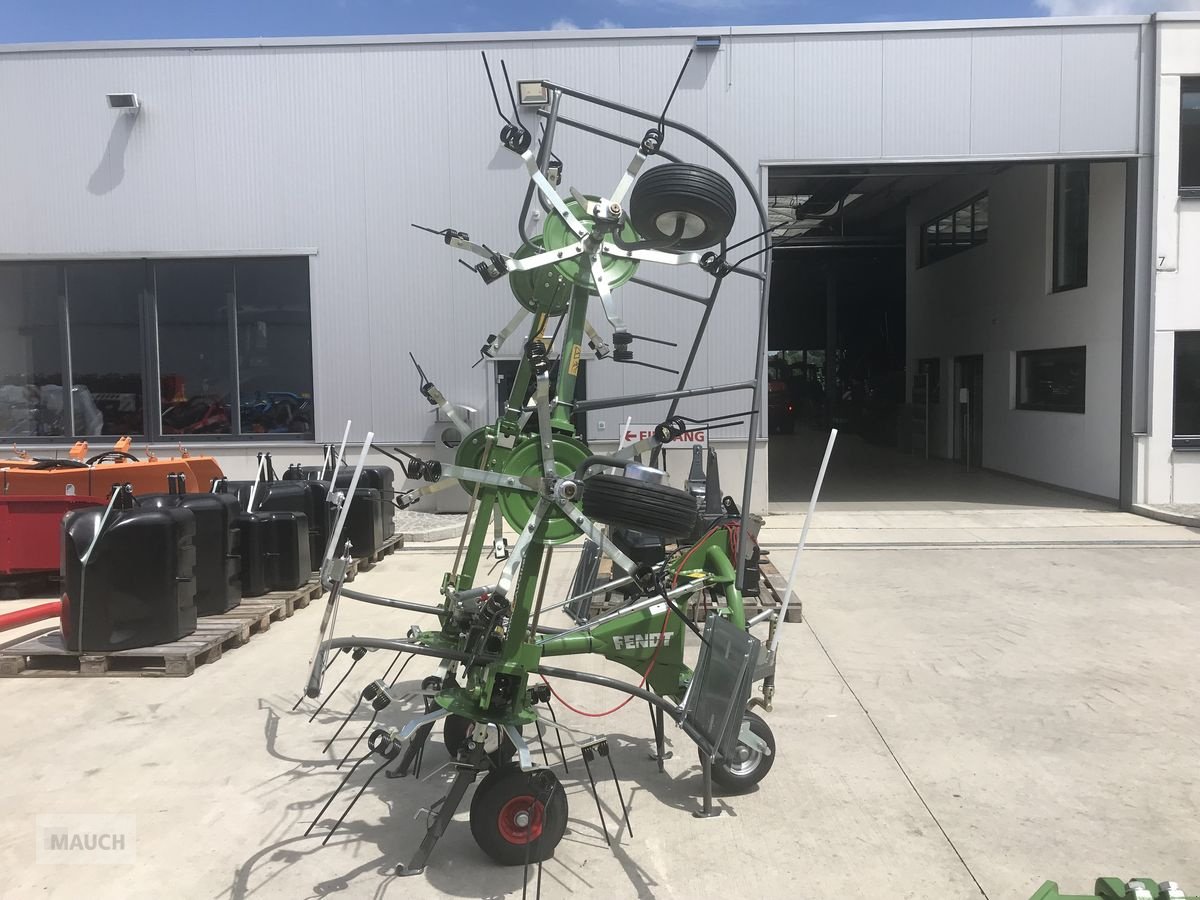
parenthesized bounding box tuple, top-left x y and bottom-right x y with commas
(765, 160, 1130, 513)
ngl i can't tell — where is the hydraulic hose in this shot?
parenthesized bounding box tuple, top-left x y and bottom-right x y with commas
(0, 600, 61, 633)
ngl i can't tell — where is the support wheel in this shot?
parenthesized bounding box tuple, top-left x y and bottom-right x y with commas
(702, 710, 775, 793)
(443, 714, 520, 767)
(469, 767, 568, 866)
(629, 163, 737, 251)
(581, 473, 698, 539)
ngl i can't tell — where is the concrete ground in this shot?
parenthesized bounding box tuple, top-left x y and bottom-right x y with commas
(2, 509, 1200, 899)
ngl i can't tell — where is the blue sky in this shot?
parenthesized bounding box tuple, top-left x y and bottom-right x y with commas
(0, 0, 1197, 43)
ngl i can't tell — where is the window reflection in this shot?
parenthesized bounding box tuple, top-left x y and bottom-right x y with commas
(234, 258, 315, 434)
(0, 264, 65, 436)
(67, 261, 147, 435)
(155, 260, 235, 435)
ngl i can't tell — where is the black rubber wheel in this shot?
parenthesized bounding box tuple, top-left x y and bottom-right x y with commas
(443, 714, 520, 767)
(581, 473, 698, 539)
(629, 163, 737, 251)
(701, 710, 776, 793)
(469, 767, 568, 866)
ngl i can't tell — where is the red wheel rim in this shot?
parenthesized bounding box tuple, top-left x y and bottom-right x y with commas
(497, 795, 544, 845)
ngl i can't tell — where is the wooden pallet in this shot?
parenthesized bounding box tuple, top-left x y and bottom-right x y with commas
(0, 578, 323, 678)
(353, 532, 405, 573)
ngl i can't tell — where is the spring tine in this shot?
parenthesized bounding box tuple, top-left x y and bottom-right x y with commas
(322, 695, 365, 754)
(546, 701, 569, 774)
(580, 745, 610, 846)
(322, 755, 392, 845)
(604, 745, 633, 838)
(307, 652, 362, 723)
(304, 751, 371, 837)
(536, 720, 551, 768)
(338, 711, 379, 769)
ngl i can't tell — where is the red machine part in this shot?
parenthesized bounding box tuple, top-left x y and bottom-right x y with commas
(0, 495, 103, 576)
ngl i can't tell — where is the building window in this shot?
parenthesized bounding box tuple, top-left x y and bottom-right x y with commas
(1181, 78, 1200, 197)
(0, 257, 314, 441)
(920, 193, 988, 266)
(1173, 332, 1200, 448)
(1016, 346, 1086, 414)
(1052, 162, 1089, 292)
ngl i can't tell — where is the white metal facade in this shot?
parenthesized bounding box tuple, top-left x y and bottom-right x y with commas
(0, 18, 1149, 457)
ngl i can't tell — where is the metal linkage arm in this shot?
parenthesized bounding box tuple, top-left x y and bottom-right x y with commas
(608, 150, 648, 207)
(552, 497, 638, 577)
(600, 241, 705, 268)
(437, 464, 540, 494)
(590, 253, 627, 332)
(505, 241, 587, 273)
(521, 149, 589, 239)
(495, 498, 552, 597)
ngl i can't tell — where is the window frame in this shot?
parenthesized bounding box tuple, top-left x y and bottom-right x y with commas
(919, 192, 989, 268)
(0, 256, 315, 443)
(1173, 331, 1200, 449)
(1014, 346, 1087, 415)
(1051, 162, 1090, 293)
(1181, 76, 1200, 199)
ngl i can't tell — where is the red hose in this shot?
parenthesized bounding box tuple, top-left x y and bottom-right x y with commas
(0, 600, 61, 632)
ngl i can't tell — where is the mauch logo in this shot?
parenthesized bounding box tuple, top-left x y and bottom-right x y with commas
(37, 814, 136, 865)
(612, 632, 673, 651)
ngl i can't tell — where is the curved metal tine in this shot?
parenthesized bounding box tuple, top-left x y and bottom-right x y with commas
(307, 649, 362, 723)
(589, 254, 626, 331)
(322, 753, 394, 846)
(535, 720, 551, 767)
(338, 711, 379, 769)
(531, 709, 604, 746)
(304, 749, 372, 837)
(503, 724, 534, 772)
(398, 706, 450, 742)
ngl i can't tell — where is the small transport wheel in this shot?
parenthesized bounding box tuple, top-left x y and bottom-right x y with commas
(470, 767, 569, 866)
(629, 163, 737, 251)
(443, 714, 520, 767)
(702, 710, 776, 793)
(581, 473, 698, 539)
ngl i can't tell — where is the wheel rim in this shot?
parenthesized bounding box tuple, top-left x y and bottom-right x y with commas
(725, 737, 763, 777)
(497, 796, 545, 845)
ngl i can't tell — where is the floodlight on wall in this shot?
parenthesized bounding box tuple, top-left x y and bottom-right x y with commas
(694, 36, 721, 51)
(517, 80, 549, 107)
(105, 92, 141, 113)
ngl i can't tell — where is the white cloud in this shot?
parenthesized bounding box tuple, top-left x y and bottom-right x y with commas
(1035, 0, 1200, 13)
(548, 17, 624, 30)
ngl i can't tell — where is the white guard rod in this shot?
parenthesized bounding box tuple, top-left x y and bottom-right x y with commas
(769, 428, 837, 655)
(246, 453, 267, 512)
(323, 430, 373, 565)
(328, 419, 353, 489)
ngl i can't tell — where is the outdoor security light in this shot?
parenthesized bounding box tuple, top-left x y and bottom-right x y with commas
(694, 36, 721, 51)
(105, 92, 141, 111)
(517, 80, 549, 107)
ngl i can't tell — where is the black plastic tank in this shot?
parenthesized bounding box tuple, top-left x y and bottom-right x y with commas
(339, 487, 384, 559)
(261, 510, 311, 591)
(60, 488, 198, 652)
(216, 478, 326, 568)
(235, 511, 268, 598)
(333, 467, 395, 539)
(140, 492, 241, 615)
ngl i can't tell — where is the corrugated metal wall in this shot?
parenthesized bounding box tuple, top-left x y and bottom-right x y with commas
(0, 23, 1144, 444)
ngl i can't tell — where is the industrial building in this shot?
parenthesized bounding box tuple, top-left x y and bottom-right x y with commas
(3, 13, 1200, 513)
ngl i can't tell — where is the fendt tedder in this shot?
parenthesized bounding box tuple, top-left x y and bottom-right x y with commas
(299, 49, 815, 878)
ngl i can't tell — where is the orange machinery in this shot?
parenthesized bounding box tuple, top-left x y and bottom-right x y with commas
(1, 437, 225, 499)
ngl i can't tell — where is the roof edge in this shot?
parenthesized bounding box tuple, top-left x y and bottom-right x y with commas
(0, 15, 1153, 56)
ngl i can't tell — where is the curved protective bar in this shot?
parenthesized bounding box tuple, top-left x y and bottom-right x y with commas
(534, 663, 682, 720)
(573, 454, 632, 480)
(537, 110, 684, 164)
(342, 588, 448, 618)
(305, 637, 487, 698)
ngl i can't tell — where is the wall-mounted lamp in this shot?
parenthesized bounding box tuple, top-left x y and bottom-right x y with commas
(517, 80, 549, 107)
(694, 36, 721, 51)
(105, 92, 141, 114)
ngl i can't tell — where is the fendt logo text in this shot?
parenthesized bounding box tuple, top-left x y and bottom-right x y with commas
(612, 633, 673, 651)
